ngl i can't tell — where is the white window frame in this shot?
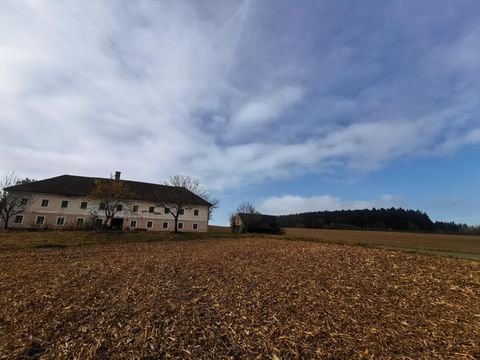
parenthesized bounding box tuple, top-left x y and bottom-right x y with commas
(178, 222, 184, 230)
(132, 205, 139, 213)
(35, 216, 45, 225)
(192, 223, 198, 230)
(41, 199, 49, 207)
(76, 217, 85, 227)
(56, 217, 65, 226)
(61, 200, 69, 208)
(14, 215, 24, 224)
(95, 218, 103, 227)
(130, 220, 137, 228)
(194, 209, 199, 216)
(80, 201, 88, 209)
(162, 222, 169, 230)
(146, 220, 153, 229)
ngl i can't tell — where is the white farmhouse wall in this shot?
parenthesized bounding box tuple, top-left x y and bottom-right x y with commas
(7, 193, 209, 232)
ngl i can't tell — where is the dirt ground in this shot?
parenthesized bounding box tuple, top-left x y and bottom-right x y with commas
(0, 237, 479, 359)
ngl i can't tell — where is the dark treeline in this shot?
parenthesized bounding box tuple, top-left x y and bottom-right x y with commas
(277, 208, 480, 234)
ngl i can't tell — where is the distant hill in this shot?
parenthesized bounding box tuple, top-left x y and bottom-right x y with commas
(277, 208, 479, 234)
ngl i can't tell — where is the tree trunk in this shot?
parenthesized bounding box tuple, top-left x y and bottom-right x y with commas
(3, 219, 8, 230)
(174, 215, 178, 233)
(102, 218, 109, 231)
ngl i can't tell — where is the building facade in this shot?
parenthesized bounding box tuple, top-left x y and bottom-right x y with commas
(4, 173, 211, 232)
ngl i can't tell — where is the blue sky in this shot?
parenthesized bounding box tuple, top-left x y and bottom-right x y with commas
(1, 0, 480, 225)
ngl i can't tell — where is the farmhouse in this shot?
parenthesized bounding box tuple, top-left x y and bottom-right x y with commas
(233, 213, 282, 234)
(3, 172, 211, 232)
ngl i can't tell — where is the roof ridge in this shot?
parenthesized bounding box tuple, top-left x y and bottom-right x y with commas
(4, 174, 212, 206)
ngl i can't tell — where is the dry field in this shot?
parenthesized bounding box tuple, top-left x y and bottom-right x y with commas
(208, 225, 232, 233)
(284, 228, 480, 259)
(0, 237, 479, 359)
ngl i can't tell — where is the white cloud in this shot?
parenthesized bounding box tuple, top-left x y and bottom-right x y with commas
(232, 86, 304, 125)
(0, 0, 480, 194)
(258, 194, 405, 215)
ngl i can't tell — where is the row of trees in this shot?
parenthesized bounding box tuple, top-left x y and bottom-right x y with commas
(0, 173, 218, 233)
(277, 208, 480, 234)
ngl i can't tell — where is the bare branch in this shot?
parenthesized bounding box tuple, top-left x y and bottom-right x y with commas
(163, 175, 218, 231)
(236, 201, 258, 214)
(0, 172, 35, 230)
(88, 179, 134, 230)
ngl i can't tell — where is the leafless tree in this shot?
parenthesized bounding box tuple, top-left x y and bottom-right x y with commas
(236, 201, 258, 214)
(88, 178, 133, 230)
(164, 175, 219, 232)
(0, 172, 34, 230)
(229, 201, 258, 232)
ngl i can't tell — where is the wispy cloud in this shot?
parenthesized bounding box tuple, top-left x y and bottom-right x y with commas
(232, 86, 304, 126)
(1, 0, 480, 193)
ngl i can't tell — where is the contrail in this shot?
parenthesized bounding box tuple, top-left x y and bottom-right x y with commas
(215, 0, 254, 77)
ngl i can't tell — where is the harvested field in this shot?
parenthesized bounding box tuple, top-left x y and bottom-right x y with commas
(208, 225, 231, 233)
(284, 227, 480, 258)
(0, 238, 479, 359)
(0, 231, 224, 251)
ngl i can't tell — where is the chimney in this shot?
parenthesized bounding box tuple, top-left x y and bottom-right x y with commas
(114, 171, 121, 181)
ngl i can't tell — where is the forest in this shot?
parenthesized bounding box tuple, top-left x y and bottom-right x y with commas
(277, 208, 480, 234)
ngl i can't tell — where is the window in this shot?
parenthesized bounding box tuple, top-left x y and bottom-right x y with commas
(132, 205, 139, 213)
(178, 222, 184, 230)
(193, 223, 198, 230)
(80, 201, 88, 209)
(95, 218, 103, 227)
(164, 207, 169, 214)
(99, 203, 106, 210)
(14, 215, 23, 224)
(178, 208, 185, 215)
(194, 209, 199, 216)
(130, 220, 137, 228)
(61, 200, 68, 208)
(41, 199, 49, 207)
(56, 217, 65, 226)
(147, 221, 153, 229)
(162, 222, 169, 229)
(149, 206, 155, 213)
(35, 216, 45, 225)
(76, 218, 85, 227)
(20, 198, 28, 206)
(116, 204, 123, 211)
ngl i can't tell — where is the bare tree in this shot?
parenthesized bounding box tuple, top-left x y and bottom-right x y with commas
(236, 201, 258, 214)
(229, 213, 237, 232)
(164, 175, 218, 232)
(230, 202, 258, 232)
(0, 172, 34, 230)
(205, 197, 219, 222)
(88, 178, 133, 230)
